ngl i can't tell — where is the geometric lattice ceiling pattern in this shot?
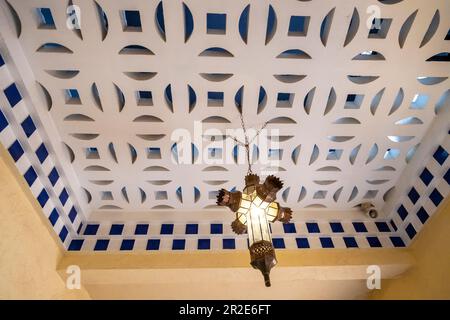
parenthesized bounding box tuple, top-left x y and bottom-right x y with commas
(3, 0, 450, 216)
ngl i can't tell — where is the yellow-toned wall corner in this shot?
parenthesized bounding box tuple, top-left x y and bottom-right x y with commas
(371, 197, 450, 300)
(0, 150, 90, 299)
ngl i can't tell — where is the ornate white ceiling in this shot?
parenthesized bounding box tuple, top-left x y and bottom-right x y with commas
(1, 0, 449, 221)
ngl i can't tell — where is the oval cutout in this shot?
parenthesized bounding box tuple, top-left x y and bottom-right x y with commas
(144, 166, 169, 172)
(71, 133, 99, 140)
(273, 74, 306, 83)
(199, 73, 233, 82)
(123, 72, 157, 80)
(199, 47, 234, 57)
(64, 114, 95, 122)
(84, 165, 110, 171)
(45, 70, 79, 79)
(202, 166, 228, 172)
(202, 116, 231, 123)
(37, 82, 53, 111)
(276, 49, 311, 59)
(268, 117, 296, 124)
(37, 43, 73, 53)
(352, 51, 385, 60)
(119, 45, 154, 55)
(137, 134, 165, 141)
(133, 115, 163, 122)
(183, 3, 194, 42)
(347, 75, 379, 84)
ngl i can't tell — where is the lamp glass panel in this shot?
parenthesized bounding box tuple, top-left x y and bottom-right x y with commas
(247, 200, 272, 246)
(265, 202, 279, 222)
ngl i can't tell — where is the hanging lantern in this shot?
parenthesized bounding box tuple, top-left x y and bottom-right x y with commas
(217, 173, 292, 287)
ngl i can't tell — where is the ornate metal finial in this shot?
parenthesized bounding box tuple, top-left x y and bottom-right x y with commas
(249, 240, 277, 287)
(245, 173, 260, 187)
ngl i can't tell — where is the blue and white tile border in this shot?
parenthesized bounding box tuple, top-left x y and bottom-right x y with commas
(0, 48, 449, 252)
(0, 51, 84, 249)
(71, 220, 402, 251)
(390, 133, 449, 246)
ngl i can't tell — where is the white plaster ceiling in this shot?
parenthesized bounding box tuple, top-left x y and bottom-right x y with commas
(2, 0, 449, 219)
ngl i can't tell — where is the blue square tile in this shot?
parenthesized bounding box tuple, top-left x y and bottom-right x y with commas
(0, 110, 8, 132)
(416, 207, 429, 224)
(343, 237, 358, 248)
(8, 140, 24, 162)
(172, 239, 185, 250)
(68, 207, 77, 223)
(198, 239, 211, 250)
(161, 223, 174, 234)
(211, 223, 223, 234)
(390, 236, 405, 247)
(94, 239, 109, 251)
(408, 187, 420, 205)
(48, 167, 59, 186)
(21, 116, 36, 138)
(375, 221, 390, 232)
(419, 168, 434, 186)
(207, 13, 226, 32)
(272, 238, 285, 249)
(330, 222, 344, 233)
(84, 224, 99, 235)
(48, 208, 59, 226)
(444, 168, 450, 185)
(397, 205, 408, 221)
(429, 188, 443, 207)
(223, 238, 235, 249)
(320, 237, 334, 248)
(405, 223, 416, 239)
(296, 237, 309, 248)
(390, 219, 398, 231)
(110, 224, 124, 235)
(433, 146, 448, 165)
(4, 83, 22, 107)
(353, 222, 368, 233)
(367, 237, 382, 248)
(120, 239, 135, 251)
(283, 223, 296, 233)
(186, 223, 198, 234)
(59, 188, 69, 206)
(306, 222, 320, 233)
(59, 226, 68, 242)
(135, 224, 149, 235)
(68, 239, 84, 251)
(23, 166, 37, 187)
(146, 239, 160, 250)
(35, 143, 49, 164)
(37, 189, 49, 208)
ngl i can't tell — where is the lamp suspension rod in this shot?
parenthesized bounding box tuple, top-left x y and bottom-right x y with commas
(230, 112, 269, 175)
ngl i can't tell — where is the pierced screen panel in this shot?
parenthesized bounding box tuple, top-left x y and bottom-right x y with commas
(6, 0, 449, 215)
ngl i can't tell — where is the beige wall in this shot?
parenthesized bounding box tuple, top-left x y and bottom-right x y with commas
(58, 248, 412, 299)
(371, 198, 450, 300)
(0, 151, 90, 299)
